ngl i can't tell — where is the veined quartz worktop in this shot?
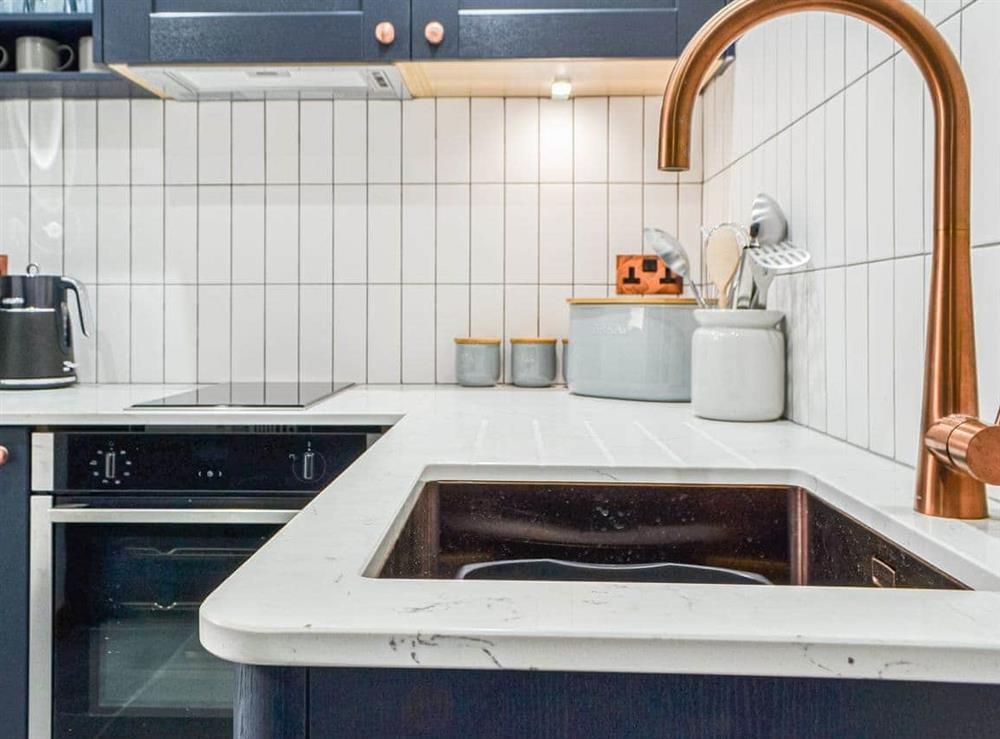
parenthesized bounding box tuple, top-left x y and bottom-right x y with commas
(4, 383, 1000, 684)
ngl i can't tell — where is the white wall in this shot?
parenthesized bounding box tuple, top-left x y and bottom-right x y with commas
(702, 0, 1000, 473)
(0, 94, 703, 384)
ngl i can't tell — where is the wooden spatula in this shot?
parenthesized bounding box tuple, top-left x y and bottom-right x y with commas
(704, 226, 743, 308)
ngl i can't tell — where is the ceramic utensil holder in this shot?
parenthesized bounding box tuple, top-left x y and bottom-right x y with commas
(691, 309, 785, 421)
(510, 338, 558, 387)
(454, 338, 501, 387)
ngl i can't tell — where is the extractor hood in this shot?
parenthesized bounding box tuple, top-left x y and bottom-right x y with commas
(110, 63, 410, 101)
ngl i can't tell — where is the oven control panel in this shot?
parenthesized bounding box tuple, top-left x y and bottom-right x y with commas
(47, 429, 377, 493)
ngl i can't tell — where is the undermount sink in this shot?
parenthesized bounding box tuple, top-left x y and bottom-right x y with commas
(374, 482, 966, 589)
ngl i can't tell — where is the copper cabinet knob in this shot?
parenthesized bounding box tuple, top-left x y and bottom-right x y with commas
(0, 446, 8, 467)
(374, 21, 396, 45)
(424, 20, 445, 45)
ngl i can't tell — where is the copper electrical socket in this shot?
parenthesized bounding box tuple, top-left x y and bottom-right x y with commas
(615, 254, 683, 295)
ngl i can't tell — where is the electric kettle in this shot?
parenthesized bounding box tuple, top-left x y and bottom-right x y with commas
(0, 263, 91, 388)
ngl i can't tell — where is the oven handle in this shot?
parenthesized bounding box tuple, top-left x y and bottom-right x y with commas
(47, 508, 300, 524)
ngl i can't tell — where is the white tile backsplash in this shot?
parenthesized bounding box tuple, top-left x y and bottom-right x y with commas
(13, 94, 699, 385)
(703, 0, 1000, 470)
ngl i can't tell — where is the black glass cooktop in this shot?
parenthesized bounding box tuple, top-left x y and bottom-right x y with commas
(130, 382, 354, 409)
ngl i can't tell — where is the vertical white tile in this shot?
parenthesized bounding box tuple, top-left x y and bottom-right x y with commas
(232, 102, 265, 184)
(368, 100, 401, 183)
(130, 100, 163, 185)
(232, 185, 265, 283)
(868, 260, 894, 456)
(504, 184, 538, 284)
(963, 0, 1000, 247)
(231, 284, 265, 381)
(608, 97, 642, 183)
(539, 184, 573, 284)
(574, 98, 608, 182)
(825, 267, 847, 439)
(845, 264, 869, 447)
(402, 284, 435, 382)
(643, 96, 675, 184)
(973, 247, 1000, 424)
(824, 14, 845, 98)
(300, 101, 334, 184)
(925, 0, 960, 25)
(805, 107, 825, 267)
(333, 284, 367, 381)
(164, 285, 197, 382)
(436, 98, 470, 183)
(470, 284, 503, 340)
(761, 23, 778, 144)
(96, 285, 130, 382)
(164, 102, 197, 184)
(894, 55, 924, 257)
(825, 93, 845, 267)
(539, 285, 571, 342)
(574, 184, 608, 287)
(505, 98, 539, 183)
(198, 101, 231, 184)
(265, 184, 298, 283)
(130, 284, 164, 383)
(368, 183, 402, 282)
(0, 100, 29, 185)
(164, 186, 197, 283)
(300, 184, 334, 283)
(97, 186, 130, 283)
(539, 99, 573, 182)
(367, 283, 401, 382)
(198, 284, 231, 382)
(806, 272, 827, 431)
(471, 98, 504, 183)
(130, 186, 164, 283)
(334, 184, 367, 283)
(436, 284, 469, 383)
(470, 183, 504, 283)
(844, 80, 867, 264)
(806, 13, 825, 110)
(402, 99, 435, 183)
(64, 187, 96, 284)
(300, 284, 333, 382)
(789, 120, 808, 251)
(402, 184, 435, 283)
(608, 184, 642, 270)
(642, 184, 678, 245)
(265, 284, 299, 381)
(790, 16, 808, 120)
(0, 187, 28, 273)
(266, 101, 299, 184)
(845, 18, 868, 85)
(198, 185, 231, 284)
(789, 273, 809, 425)
(894, 257, 924, 466)
(334, 100, 367, 183)
(678, 185, 702, 290)
(30, 187, 62, 273)
(775, 17, 792, 130)
(97, 100, 130, 185)
(30, 100, 63, 186)
(64, 100, 97, 186)
(436, 184, 470, 283)
(503, 284, 538, 379)
(868, 27, 893, 70)
(867, 63, 894, 261)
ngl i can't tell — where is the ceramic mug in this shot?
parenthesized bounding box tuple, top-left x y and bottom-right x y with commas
(16, 36, 75, 73)
(77, 36, 105, 73)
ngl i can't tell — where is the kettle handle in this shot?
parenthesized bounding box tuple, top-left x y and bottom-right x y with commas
(60, 277, 92, 338)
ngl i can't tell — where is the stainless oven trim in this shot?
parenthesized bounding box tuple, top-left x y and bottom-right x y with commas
(28, 495, 298, 739)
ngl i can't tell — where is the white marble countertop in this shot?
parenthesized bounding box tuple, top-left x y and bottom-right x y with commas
(5, 383, 1000, 683)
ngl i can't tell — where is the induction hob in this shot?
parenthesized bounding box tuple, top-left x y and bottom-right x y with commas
(130, 382, 354, 409)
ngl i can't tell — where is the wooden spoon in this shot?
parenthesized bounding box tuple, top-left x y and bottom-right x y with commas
(704, 226, 742, 308)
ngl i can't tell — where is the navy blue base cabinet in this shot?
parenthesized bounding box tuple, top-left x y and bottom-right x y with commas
(235, 665, 1000, 739)
(0, 428, 30, 739)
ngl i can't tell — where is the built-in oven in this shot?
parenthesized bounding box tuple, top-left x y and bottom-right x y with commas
(29, 427, 380, 739)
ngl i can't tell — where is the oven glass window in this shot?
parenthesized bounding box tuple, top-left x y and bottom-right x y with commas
(53, 523, 281, 739)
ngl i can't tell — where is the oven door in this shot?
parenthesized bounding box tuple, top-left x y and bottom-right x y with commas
(30, 499, 297, 739)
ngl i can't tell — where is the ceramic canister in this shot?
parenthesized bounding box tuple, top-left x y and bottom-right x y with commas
(454, 338, 501, 386)
(510, 338, 558, 387)
(691, 309, 785, 421)
(566, 297, 698, 402)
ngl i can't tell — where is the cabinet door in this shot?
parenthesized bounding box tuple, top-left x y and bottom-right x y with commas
(0, 428, 29, 739)
(96, 0, 409, 64)
(411, 0, 726, 60)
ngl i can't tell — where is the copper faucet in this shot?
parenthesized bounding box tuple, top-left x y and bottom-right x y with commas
(659, 0, 1000, 519)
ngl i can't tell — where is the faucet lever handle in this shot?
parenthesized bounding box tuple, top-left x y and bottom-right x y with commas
(927, 415, 1000, 486)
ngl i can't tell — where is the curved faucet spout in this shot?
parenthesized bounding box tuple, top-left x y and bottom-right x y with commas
(659, 0, 988, 518)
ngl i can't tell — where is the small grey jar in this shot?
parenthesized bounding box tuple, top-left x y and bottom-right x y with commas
(510, 337, 558, 387)
(454, 338, 501, 386)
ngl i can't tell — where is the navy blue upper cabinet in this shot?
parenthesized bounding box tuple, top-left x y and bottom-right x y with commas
(410, 0, 726, 60)
(95, 1, 411, 64)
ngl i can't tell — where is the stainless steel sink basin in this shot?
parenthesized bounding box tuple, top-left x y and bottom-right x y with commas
(375, 482, 966, 589)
